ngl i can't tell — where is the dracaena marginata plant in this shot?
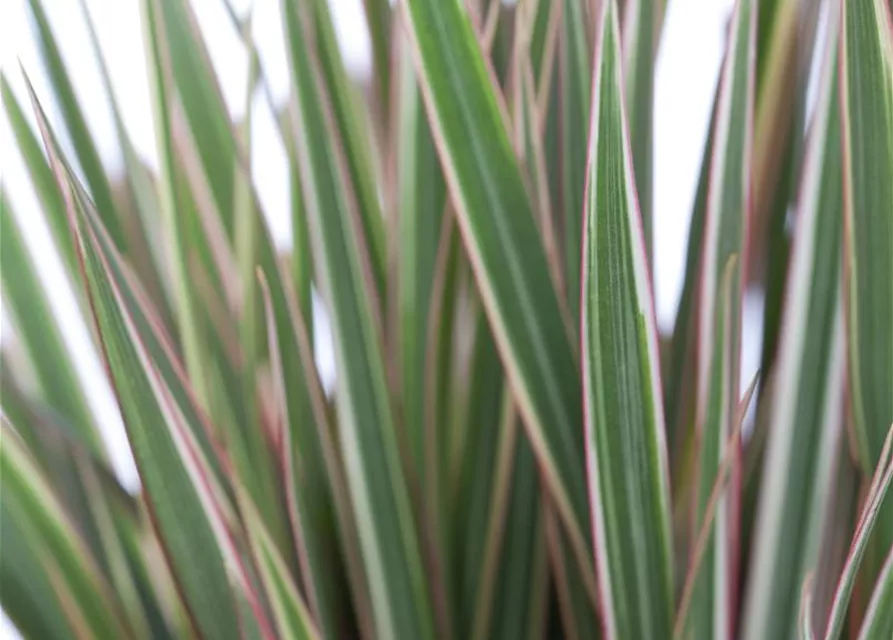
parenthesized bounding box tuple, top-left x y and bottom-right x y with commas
(2, 0, 892, 638)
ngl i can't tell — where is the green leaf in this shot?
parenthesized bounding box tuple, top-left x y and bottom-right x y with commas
(150, 0, 238, 234)
(482, 412, 547, 640)
(622, 0, 657, 261)
(30, 89, 257, 640)
(664, 82, 719, 465)
(824, 425, 893, 639)
(750, 0, 821, 381)
(676, 365, 758, 639)
(560, 0, 592, 320)
(1, 75, 77, 277)
(283, 2, 437, 637)
(841, 0, 893, 476)
(581, 2, 673, 638)
(258, 269, 373, 640)
(688, 0, 756, 635)
(0, 421, 132, 639)
(25, 0, 128, 252)
(741, 17, 846, 639)
(402, 0, 595, 605)
(799, 576, 817, 640)
(238, 488, 321, 640)
(361, 0, 392, 123)
(1, 190, 104, 459)
(452, 310, 505, 635)
(514, 56, 564, 301)
(394, 37, 446, 479)
(456, 384, 547, 640)
(0, 499, 74, 640)
(279, 114, 313, 332)
(305, 0, 388, 297)
(859, 547, 893, 639)
(139, 0, 214, 410)
(74, 0, 176, 333)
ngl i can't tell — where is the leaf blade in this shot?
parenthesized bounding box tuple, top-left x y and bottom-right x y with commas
(742, 15, 847, 637)
(582, 2, 673, 638)
(402, 0, 595, 599)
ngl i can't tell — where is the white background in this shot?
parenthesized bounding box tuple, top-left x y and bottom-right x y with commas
(0, 0, 750, 635)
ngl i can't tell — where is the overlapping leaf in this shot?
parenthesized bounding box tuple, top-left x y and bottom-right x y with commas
(622, 0, 658, 260)
(1, 191, 104, 459)
(29, 87, 267, 640)
(859, 547, 893, 639)
(401, 0, 594, 604)
(689, 1, 757, 635)
(560, 0, 592, 319)
(581, 2, 673, 638)
(283, 1, 436, 637)
(742, 14, 846, 638)
(0, 421, 132, 639)
(824, 426, 893, 639)
(841, 0, 893, 476)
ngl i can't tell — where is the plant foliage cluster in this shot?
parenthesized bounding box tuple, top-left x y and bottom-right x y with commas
(1, 0, 893, 638)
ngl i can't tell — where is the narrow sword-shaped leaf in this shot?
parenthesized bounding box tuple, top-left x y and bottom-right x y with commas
(483, 414, 547, 640)
(402, 0, 596, 602)
(74, 0, 176, 333)
(560, 0, 593, 320)
(858, 547, 893, 639)
(0, 422, 132, 639)
(458, 383, 546, 640)
(544, 499, 600, 640)
(1, 74, 77, 276)
(283, 2, 436, 637)
(237, 488, 321, 640)
(139, 0, 212, 410)
(514, 57, 564, 302)
(622, 0, 657, 262)
(676, 365, 759, 639)
(394, 32, 446, 479)
(1, 191, 105, 459)
(362, 0, 392, 121)
(689, 0, 756, 635)
(824, 425, 893, 639)
(664, 83, 719, 466)
(25, 0, 126, 251)
(841, 0, 893, 592)
(150, 0, 238, 233)
(31, 95, 262, 640)
(742, 14, 847, 638)
(841, 0, 893, 477)
(305, 0, 388, 296)
(258, 270, 373, 640)
(800, 576, 817, 640)
(582, 2, 673, 638)
(452, 309, 506, 635)
(750, 0, 821, 380)
(811, 449, 861, 636)
(0, 499, 74, 640)
(688, 255, 745, 639)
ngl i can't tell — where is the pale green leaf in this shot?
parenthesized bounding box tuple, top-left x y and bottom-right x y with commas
(742, 15, 846, 638)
